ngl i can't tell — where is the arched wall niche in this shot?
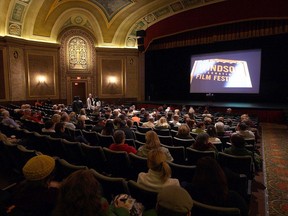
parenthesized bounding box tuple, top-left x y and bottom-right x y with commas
(58, 27, 97, 104)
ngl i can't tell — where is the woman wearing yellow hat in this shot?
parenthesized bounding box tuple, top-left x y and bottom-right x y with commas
(6, 155, 59, 216)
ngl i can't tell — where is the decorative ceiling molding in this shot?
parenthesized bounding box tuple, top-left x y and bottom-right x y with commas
(125, 0, 225, 48)
(8, 0, 31, 37)
(3, 0, 225, 47)
(89, 0, 133, 22)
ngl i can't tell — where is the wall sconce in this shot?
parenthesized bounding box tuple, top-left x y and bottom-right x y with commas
(37, 75, 47, 84)
(107, 76, 117, 85)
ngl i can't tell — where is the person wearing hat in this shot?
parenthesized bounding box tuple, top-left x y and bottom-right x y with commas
(6, 155, 59, 216)
(156, 185, 193, 216)
(91, 117, 106, 133)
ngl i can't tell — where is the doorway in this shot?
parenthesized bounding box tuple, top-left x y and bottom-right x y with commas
(72, 82, 86, 104)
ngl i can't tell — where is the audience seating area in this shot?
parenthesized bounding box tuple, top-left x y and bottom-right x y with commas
(0, 103, 260, 214)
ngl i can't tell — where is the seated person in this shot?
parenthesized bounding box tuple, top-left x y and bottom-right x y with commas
(114, 118, 134, 140)
(225, 133, 262, 170)
(206, 125, 221, 143)
(1, 110, 20, 128)
(109, 130, 137, 154)
(169, 115, 181, 128)
(51, 122, 74, 142)
(192, 122, 205, 134)
(154, 117, 170, 129)
(91, 117, 106, 133)
(137, 130, 174, 161)
(236, 122, 255, 140)
(142, 116, 155, 128)
(41, 120, 55, 134)
(137, 148, 180, 191)
(75, 115, 86, 130)
(6, 155, 60, 216)
(175, 124, 194, 140)
(61, 113, 76, 131)
(184, 156, 248, 216)
(191, 132, 218, 153)
(53, 169, 130, 216)
(101, 120, 115, 136)
(156, 185, 193, 216)
(224, 133, 253, 156)
(214, 117, 226, 136)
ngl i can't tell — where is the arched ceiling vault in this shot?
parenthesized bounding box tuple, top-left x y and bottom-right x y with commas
(1, 0, 225, 48)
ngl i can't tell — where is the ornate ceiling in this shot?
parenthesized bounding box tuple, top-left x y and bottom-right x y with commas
(0, 0, 224, 48)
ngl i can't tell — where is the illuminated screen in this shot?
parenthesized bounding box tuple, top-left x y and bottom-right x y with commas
(190, 49, 261, 93)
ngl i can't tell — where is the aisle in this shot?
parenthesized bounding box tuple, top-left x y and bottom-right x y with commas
(262, 123, 288, 216)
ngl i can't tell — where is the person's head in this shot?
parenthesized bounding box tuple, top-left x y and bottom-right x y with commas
(206, 125, 217, 137)
(125, 119, 131, 127)
(143, 112, 150, 119)
(145, 130, 161, 149)
(54, 122, 65, 133)
(2, 110, 10, 118)
(237, 122, 248, 131)
(51, 114, 61, 124)
(173, 115, 180, 122)
(226, 108, 232, 114)
(113, 130, 125, 144)
(157, 185, 193, 216)
(53, 169, 104, 216)
(69, 112, 76, 119)
(80, 108, 86, 116)
(102, 120, 114, 135)
(113, 109, 120, 117)
(166, 111, 172, 119)
(174, 109, 180, 115)
(177, 124, 190, 137)
(217, 117, 224, 122)
(203, 116, 212, 125)
(194, 132, 209, 147)
(104, 120, 114, 129)
(97, 118, 105, 126)
(140, 107, 146, 113)
(147, 149, 171, 182)
(22, 155, 55, 186)
(158, 106, 163, 112)
(230, 133, 246, 148)
(148, 116, 154, 123)
(44, 120, 55, 130)
(158, 116, 168, 125)
(192, 156, 228, 203)
(60, 113, 69, 122)
(196, 122, 205, 129)
(113, 117, 122, 127)
(186, 119, 195, 130)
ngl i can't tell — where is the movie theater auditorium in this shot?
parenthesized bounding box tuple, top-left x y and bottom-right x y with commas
(0, 0, 288, 215)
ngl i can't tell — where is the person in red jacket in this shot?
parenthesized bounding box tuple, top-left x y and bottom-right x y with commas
(109, 130, 137, 154)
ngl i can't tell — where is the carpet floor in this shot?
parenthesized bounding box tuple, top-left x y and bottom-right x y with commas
(262, 123, 288, 216)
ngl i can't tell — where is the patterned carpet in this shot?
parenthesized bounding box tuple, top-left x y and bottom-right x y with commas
(262, 123, 288, 216)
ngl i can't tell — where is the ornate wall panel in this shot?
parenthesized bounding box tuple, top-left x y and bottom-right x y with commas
(0, 49, 5, 99)
(125, 55, 138, 98)
(27, 52, 58, 98)
(99, 58, 124, 97)
(59, 28, 97, 100)
(8, 47, 26, 101)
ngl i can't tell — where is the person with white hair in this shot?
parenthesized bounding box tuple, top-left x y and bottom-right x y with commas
(1, 110, 20, 128)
